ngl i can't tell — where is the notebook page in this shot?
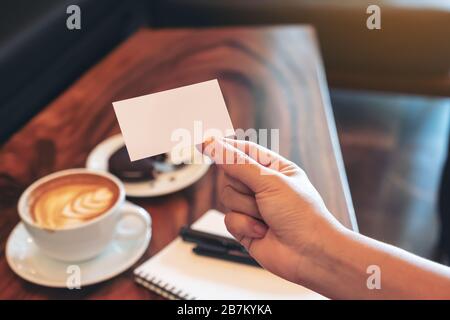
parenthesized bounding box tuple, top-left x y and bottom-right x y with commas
(134, 210, 326, 300)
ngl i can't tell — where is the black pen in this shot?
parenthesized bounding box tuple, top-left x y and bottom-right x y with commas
(180, 226, 247, 253)
(193, 243, 261, 268)
(179, 226, 260, 267)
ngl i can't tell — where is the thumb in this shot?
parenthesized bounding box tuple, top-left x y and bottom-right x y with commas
(198, 138, 275, 193)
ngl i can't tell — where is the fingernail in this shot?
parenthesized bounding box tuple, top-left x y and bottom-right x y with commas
(253, 224, 267, 237)
(204, 136, 215, 145)
(199, 137, 216, 157)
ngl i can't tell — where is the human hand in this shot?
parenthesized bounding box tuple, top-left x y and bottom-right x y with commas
(199, 137, 346, 284)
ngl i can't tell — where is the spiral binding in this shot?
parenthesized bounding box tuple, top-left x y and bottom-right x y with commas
(134, 270, 196, 300)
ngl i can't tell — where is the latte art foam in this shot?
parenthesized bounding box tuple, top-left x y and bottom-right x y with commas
(30, 174, 119, 229)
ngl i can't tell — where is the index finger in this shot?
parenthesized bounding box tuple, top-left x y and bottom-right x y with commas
(198, 137, 274, 193)
(222, 138, 295, 172)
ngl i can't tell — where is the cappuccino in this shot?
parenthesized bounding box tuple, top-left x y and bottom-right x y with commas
(29, 173, 120, 230)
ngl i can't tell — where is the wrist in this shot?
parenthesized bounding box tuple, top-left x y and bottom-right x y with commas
(294, 221, 353, 291)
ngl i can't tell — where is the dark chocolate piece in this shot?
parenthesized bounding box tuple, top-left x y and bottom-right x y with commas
(152, 153, 167, 162)
(108, 146, 155, 182)
(108, 146, 184, 183)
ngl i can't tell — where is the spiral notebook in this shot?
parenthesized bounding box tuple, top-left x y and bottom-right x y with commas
(134, 210, 325, 300)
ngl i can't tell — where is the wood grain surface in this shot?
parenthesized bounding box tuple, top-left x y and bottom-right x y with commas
(0, 26, 356, 299)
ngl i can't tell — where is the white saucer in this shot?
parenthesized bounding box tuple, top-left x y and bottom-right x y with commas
(86, 134, 211, 197)
(6, 202, 151, 288)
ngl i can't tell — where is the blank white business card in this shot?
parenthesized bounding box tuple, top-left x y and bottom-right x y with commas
(113, 79, 235, 161)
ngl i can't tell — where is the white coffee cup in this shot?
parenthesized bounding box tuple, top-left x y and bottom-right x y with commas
(18, 168, 151, 262)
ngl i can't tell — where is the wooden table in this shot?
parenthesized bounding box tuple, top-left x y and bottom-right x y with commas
(0, 26, 357, 299)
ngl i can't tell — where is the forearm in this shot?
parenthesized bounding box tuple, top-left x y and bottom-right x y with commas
(297, 226, 450, 299)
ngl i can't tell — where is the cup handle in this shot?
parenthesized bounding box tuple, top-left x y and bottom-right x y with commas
(115, 201, 151, 241)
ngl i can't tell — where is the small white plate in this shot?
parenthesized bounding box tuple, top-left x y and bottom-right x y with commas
(86, 134, 211, 197)
(6, 202, 151, 288)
